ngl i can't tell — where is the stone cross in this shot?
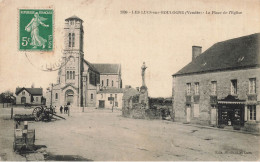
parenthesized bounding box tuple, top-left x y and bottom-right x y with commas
(141, 62, 147, 86)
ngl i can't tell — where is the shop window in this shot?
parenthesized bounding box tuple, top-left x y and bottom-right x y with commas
(195, 82, 199, 95)
(249, 105, 256, 120)
(231, 80, 237, 95)
(249, 78, 256, 94)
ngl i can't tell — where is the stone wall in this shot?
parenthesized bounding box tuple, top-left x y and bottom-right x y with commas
(122, 95, 173, 120)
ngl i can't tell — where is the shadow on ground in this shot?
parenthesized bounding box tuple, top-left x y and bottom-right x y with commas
(44, 153, 92, 161)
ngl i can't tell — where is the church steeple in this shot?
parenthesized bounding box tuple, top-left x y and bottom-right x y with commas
(64, 15, 84, 52)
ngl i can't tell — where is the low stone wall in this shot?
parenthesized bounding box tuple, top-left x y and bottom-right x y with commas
(243, 122, 260, 133)
(122, 97, 173, 120)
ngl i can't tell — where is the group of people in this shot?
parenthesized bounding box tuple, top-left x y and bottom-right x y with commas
(59, 103, 70, 114)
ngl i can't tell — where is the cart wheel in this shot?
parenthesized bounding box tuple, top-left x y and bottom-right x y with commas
(32, 107, 43, 121)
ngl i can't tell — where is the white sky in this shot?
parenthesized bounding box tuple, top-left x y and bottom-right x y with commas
(0, 0, 259, 97)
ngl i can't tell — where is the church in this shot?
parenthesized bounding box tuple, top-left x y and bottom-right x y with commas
(46, 16, 122, 109)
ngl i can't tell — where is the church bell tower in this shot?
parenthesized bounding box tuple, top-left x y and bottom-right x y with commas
(61, 16, 84, 106)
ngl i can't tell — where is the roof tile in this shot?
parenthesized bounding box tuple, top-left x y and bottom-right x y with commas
(173, 33, 260, 76)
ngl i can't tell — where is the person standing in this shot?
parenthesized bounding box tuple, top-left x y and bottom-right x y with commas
(60, 106, 63, 114)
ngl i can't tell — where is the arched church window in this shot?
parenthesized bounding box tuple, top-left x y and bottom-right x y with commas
(91, 93, 93, 100)
(107, 79, 109, 86)
(112, 80, 114, 87)
(70, 71, 72, 79)
(69, 33, 71, 47)
(101, 80, 104, 87)
(67, 71, 69, 79)
(55, 93, 58, 99)
(73, 71, 75, 79)
(72, 33, 75, 47)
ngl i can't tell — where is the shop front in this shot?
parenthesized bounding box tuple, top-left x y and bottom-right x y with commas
(218, 95, 245, 126)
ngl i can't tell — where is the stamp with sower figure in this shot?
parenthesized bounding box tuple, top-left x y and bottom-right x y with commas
(19, 9, 53, 51)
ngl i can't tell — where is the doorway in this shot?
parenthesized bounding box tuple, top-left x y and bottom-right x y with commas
(65, 89, 74, 105)
(99, 100, 105, 108)
(21, 97, 26, 104)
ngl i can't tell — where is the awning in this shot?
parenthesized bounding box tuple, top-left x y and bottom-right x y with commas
(246, 101, 258, 105)
(218, 101, 245, 104)
(218, 95, 245, 105)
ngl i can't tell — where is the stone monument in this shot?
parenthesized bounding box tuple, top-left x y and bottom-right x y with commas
(139, 62, 149, 109)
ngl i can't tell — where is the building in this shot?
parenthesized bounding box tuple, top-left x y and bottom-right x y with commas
(15, 87, 43, 105)
(96, 88, 124, 109)
(46, 16, 122, 109)
(92, 64, 122, 89)
(172, 33, 260, 130)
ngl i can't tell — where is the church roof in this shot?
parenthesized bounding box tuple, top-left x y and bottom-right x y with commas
(83, 59, 100, 73)
(173, 33, 260, 76)
(65, 15, 83, 22)
(15, 87, 43, 96)
(92, 64, 121, 74)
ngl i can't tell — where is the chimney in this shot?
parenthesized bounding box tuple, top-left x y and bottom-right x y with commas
(192, 46, 202, 61)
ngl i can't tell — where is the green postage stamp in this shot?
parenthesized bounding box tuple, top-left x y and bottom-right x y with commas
(19, 9, 53, 51)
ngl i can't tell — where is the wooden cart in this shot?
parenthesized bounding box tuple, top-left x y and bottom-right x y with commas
(13, 114, 35, 152)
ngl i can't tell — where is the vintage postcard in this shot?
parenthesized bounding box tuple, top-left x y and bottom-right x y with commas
(0, 0, 259, 161)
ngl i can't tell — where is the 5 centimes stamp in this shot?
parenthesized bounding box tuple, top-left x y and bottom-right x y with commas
(19, 9, 53, 51)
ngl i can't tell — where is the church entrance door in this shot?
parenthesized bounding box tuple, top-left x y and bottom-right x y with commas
(65, 89, 74, 105)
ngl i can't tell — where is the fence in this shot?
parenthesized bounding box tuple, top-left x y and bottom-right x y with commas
(0, 103, 13, 108)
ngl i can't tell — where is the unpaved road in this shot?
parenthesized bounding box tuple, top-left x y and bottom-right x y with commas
(0, 107, 259, 161)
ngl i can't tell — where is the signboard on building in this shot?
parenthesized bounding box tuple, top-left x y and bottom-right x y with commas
(108, 97, 114, 101)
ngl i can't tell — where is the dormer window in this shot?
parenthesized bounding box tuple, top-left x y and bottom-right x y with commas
(238, 56, 244, 62)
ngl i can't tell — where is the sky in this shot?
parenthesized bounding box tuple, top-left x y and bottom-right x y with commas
(0, 0, 259, 97)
